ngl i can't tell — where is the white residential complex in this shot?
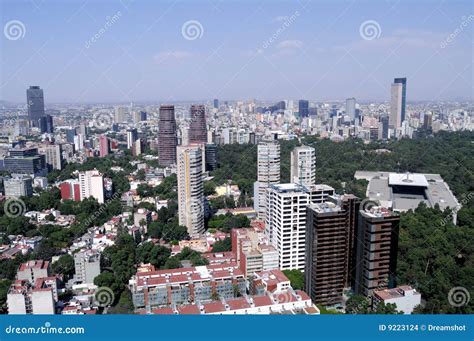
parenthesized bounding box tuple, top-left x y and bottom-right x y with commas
(290, 145, 316, 187)
(78, 169, 105, 204)
(254, 141, 280, 220)
(177, 145, 205, 237)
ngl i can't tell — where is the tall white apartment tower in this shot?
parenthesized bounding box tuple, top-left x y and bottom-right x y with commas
(390, 83, 403, 130)
(177, 145, 205, 237)
(265, 184, 310, 271)
(290, 146, 316, 187)
(78, 169, 104, 204)
(254, 141, 280, 220)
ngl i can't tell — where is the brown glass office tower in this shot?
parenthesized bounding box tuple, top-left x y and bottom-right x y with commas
(189, 105, 207, 144)
(158, 105, 177, 166)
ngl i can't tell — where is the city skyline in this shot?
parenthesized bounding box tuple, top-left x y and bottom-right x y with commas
(1, 0, 472, 103)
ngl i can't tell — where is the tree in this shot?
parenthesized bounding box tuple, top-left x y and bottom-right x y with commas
(345, 295, 370, 314)
(94, 271, 122, 303)
(52, 254, 75, 280)
(211, 237, 231, 252)
(282, 269, 304, 290)
(109, 288, 135, 314)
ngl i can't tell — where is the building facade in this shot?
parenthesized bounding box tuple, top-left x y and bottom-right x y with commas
(158, 105, 177, 166)
(290, 145, 316, 187)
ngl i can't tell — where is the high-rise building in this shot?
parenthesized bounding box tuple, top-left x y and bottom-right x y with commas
(39, 144, 62, 171)
(177, 146, 204, 237)
(39, 114, 53, 133)
(354, 207, 400, 297)
(298, 100, 309, 118)
(26, 86, 45, 127)
(254, 141, 280, 219)
(4, 176, 33, 198)
(266, 184, 310, 271)
(127, 128, 138, 149)
(290, 146, 316, 187)
(305, 201, 350, 306)
(423, 112, 433, 131)
(99, 135, 110, 157)
(394, 77, 407, 123)
(158, 105, 177, 166)
(3, 147, 47, 176)
(78, 169, 105, 204)
(213, 99, 219, 109)
(66, 128, 76, 143)
(204, 143, 217, 172)
(380, 115, 389, 139)
(73, 249, 101, 285)
(188, 105, 207, 144)
(345, 98, 356, 121)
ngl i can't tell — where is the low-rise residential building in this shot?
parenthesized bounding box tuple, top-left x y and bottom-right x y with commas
(73, 249, 101, 285)
(373, 285, 421, 314)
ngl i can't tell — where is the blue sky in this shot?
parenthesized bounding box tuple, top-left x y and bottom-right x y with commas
(0, 0, 472, 103)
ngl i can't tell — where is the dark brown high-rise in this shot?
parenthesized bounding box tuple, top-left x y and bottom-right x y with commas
(158, 105, 177, 166)
(189, 105, 207, 144)
(354, 208, 400, 297)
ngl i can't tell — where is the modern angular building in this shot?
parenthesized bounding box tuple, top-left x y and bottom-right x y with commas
(2, 147, 47, 176)
(345, 98, 356, 121)
(394, 77, 407, 123)
(298, 100, 309, 118)
(39, 144, 62, 170)
(189, 105, 207, 144)
(177, 145, 205, 237)
(204, 143, 217, 172)
(98, 135, 110, 157)
(158, 105, 177, 166)
(290, 145, 316, 187)
(4, 175, 33, 198)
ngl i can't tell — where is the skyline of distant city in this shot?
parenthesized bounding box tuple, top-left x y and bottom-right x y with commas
(1, 0, 472, 103)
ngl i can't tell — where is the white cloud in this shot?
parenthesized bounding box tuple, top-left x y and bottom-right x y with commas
(277, 39, 303, 49)
(153, 50, 192, 64)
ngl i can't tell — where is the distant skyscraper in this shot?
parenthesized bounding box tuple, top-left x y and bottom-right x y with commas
(26, 86, 45, 127)
(345, 98, 356, 121)
(213, 99, 219, 109)
(177, 145, 204, 237)
(39, 144, 62, 171)
(158, 105, 177, 166)
(354, 207, 400, 297)
(291, 146, 316, 187)
(254, 141, 280, 219)
(394, 77, 407, 123)
(99, 135, 110, 157)
(66, 128, 76, 143)
(189, 105, 207, 144)
(127, 128, 138, 149)
(205, 143, 217, 171)
(39, 114, 53, 133)
(390, 82, 403, 129)
(298, 100, 309, 118)
(380, 115, 389, 140)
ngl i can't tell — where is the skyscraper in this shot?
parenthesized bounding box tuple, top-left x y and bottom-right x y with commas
(177, 145, 205, 237)
(298, 100, 309, 118)
(204, 143, 217, 172)
(26, 86, 45, 127)
(266, 184, 310, 271)
(127, 128, 138, 149)
(394, 77, 407, 123)
(39, 144, 63, 171)
(390, 82, 403, 129)
(354, 207, 400, 297)
(39, 114, 53, 133)
(345, 97, 356, 121)
(189, 105, 207, 144)
(305, 201, 350, 305)
(213, 99, 219, 109)
(99, 135, 110, 157)
(254, 141, 280, 219)
(158, 105, 177, 166)
(290, 146, 316, 187)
